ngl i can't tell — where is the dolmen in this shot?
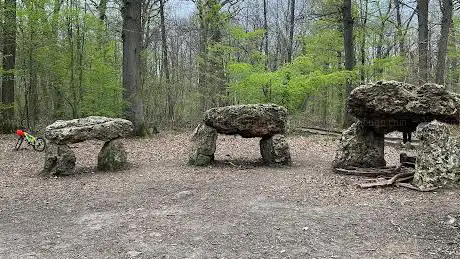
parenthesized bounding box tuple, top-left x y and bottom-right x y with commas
(334, 80, 460, 189)
(189, 104, 291, 166)
(43, 116, 133, 175)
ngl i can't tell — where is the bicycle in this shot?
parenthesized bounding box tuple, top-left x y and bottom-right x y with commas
(15, 129, 46, 152)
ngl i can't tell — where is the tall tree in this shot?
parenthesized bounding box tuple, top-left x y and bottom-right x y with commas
(359, 0, 368, 83)
(435, 0, 453, 84)
(417, 0, 429, 83)
(159, 0, 174, 121)
(394, 0, 404, 54)
(195, 0, 234, 111)
(98, 0, 108, 21)
(1, 0, 17, 132)
(121, 0, 146, 135)
(287, 0, 295, 63)
(263, 0, 269, 69)
(343, 0, 354, 127)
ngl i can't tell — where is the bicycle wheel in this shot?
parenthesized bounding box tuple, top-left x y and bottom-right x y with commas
(15, 138, 23, 150)
(33, 137, 46, 152)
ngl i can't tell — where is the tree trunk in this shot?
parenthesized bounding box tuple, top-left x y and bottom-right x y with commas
(197, 0, 208, 111)
(263, 0, 269, 69)
(435, 0, 453, 84)
(287, 0, 295, 63)
(160, 0, 174, 122)
(98, 0, 108, 21)
(359, 0, 368, 83)
(28, 25, 38, 128)
(121, 0, 146, 136)
(1, 0, 17, 132)
(343, 0, 355, 128)
(449, 21, 459, 91)
(395, 0, 404, 54)
(417, 0, 429, 84)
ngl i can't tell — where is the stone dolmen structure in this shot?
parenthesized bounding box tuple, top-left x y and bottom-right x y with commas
(189, 104, 291, 166)
(43, 116, 133, 175)
(334, 80, 460, 189)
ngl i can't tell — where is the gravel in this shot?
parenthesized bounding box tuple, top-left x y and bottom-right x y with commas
(0, 132, 459, 258)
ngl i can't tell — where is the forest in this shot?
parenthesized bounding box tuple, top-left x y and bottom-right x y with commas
(0, 0, 456, 134)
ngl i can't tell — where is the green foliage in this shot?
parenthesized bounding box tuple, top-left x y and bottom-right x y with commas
(228, 56, 358, 112)
(368, 56, 408, 81)
(15, 0, 123, 120)
(228, 19, 357, 116)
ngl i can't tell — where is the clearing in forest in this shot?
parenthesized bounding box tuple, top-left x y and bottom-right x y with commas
(0, 133, 459, 258)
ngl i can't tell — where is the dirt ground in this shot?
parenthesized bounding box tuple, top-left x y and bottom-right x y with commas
(0, 132, 459, 259)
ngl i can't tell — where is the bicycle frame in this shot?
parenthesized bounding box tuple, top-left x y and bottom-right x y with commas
(15, 129, 46, 151)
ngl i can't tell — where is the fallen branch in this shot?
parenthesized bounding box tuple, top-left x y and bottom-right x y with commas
(334, 166, 399, 177)
(357, 171, 414, 189)
(395, 182, 439, 192)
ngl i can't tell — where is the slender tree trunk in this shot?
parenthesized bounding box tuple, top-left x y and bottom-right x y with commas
(121, 0, 146, 135)
(359, 0, 368, 83)
(263, 0, 269, 69)
(375, 1, 391, 77)
(98, 0, 108, 21)
(1, 0, 17, 132)
(52, 0, 64, 119)
(287, 0, 295, 63)
(28, 24, 38, 127)
(66, 4, 78, 118)
(197, 0, 208, 111)
(394, 0, 404, 54)
(343, 0, 355, 128)
(449, 22, 459, 91)
(77, 19, 85, 115)
(417, 0, 429, 83)
(435, 0, 453, 84)
(160, 0, 174, 122)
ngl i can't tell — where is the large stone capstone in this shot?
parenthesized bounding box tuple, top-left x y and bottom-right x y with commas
(204, 104, 287, 138)
(45, 116, 133, 144)
(348, 81, 460, 133)
(413, 121, 460, 189)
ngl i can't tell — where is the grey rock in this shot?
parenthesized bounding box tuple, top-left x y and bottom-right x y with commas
(333, 121, 386, 168)
(413, 121, 460, 189)
(188, 124, 217, 166)
(43, 143, 58, 173)
(260, 134, 291, 165)
(45, 116, 133, 144)
(97, 139, 128, 171)
(204, 104, 287, 138)
(348, 81, 460, 133)
(43, 143, 76, 175)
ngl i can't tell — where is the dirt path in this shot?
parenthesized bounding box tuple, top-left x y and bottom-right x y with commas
(0, 133, 459, 258)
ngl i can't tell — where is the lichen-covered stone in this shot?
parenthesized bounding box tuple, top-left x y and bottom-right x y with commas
(333, 121, 386, 168)
(348, 81, 460, 133)
(260, 134, 291, 165)
(413, 121, 460, 189)
(97, 139, 128, 171)
(204, 104, 287, 138)
(188, 124, 217, 166)
(43, 143, 76, 176)
(45, 116, 133, 144)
